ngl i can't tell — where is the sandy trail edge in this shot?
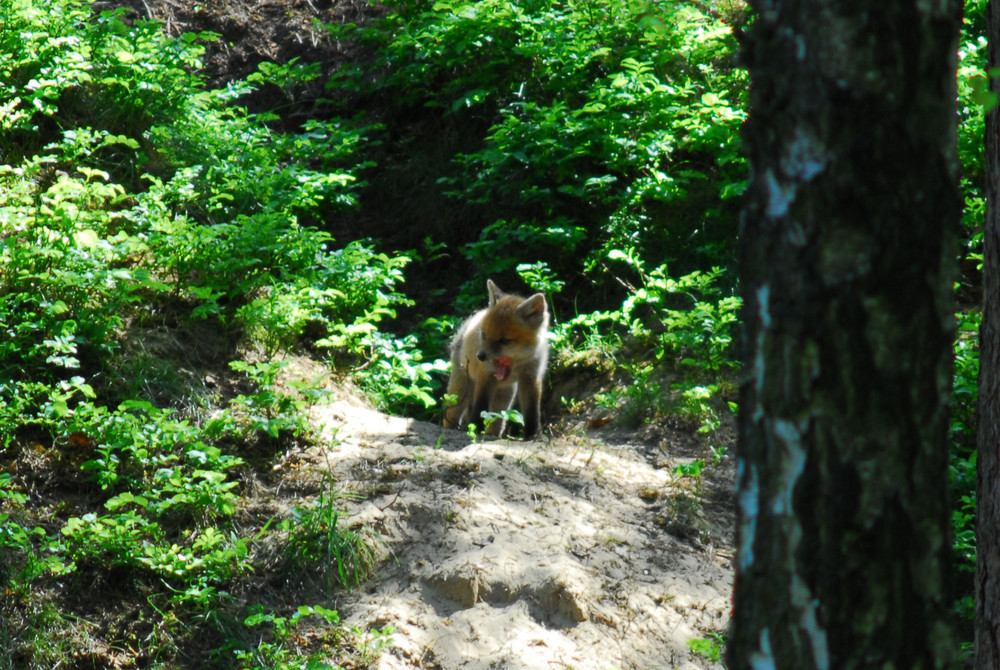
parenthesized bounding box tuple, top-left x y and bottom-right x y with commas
(298, 391, 732, 670)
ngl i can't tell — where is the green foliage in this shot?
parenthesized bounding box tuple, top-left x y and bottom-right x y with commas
(330, 0, 746, 310)
(223, 360, 313, 439)
(558, 249, 739, 431)
(946, 1, 989, 640)
(481, 408, 526, 435)
(0, 2, 211, 162)
(950, 313, 979, 582)
(673, 459, 705, 480)
(148, 88, 369, 221)
(0, 474, 72, 585)
(233, 604, 393, 670)
(0, 2, 416, 667)
(281, 477, 378, 592)
(517, 261, 564, 297)
(611, 249, 739, 375)
(958, 0, 988, 265)
(687, 632, 725, 663)
(234, 605, 342, 670)
(674, 446, 726, 479)
(48, 399, 251, 606)
(349, 331, 449, 414)
(0, 163, 148, 383)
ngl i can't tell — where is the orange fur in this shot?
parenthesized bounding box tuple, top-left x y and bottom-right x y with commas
(443, 280, 549, 438)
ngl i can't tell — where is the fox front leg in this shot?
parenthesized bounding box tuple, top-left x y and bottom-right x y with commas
(518, 379, 543, 439)
(443, 362, 472, 429)
(469, 377, 493, 434)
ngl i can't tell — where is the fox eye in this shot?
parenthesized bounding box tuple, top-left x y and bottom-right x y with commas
(498, 337, 511, 346)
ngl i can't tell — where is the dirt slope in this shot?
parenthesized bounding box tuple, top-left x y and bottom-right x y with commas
(291, 385, 733, 669)
(90, 2, 738, 664)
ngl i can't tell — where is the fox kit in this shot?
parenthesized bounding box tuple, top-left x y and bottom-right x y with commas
(443, 279, 549, 439)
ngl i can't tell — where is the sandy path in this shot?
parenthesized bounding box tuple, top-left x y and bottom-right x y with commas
(299, 392, 733, 669)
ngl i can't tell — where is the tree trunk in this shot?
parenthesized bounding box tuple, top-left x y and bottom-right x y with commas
(977, 2, 1000, 667)
(730, 2, 962, 668)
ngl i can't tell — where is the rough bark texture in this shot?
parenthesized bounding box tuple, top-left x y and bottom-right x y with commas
(730, 2, 962, 668)
(977, 3, 1000, 667)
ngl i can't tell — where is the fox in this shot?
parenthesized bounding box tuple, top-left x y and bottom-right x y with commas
(443, 279, 549, 439)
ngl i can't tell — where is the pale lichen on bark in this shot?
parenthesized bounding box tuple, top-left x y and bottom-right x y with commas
(736, 458, 759, 572)
(733, 0, 962, 667)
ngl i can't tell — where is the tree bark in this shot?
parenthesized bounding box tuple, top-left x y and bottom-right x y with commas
(730, 2, 962, 668)
(977, 2, 1000, 668)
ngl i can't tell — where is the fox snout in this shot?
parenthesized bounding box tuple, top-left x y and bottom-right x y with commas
(476, 351, 488, 362)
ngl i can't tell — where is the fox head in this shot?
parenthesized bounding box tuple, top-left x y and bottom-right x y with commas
(475, 280, 548, 381)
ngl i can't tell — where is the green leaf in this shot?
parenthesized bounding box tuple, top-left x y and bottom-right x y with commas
(74, 229, 99, 249)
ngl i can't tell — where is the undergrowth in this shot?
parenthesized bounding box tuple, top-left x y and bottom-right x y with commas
(326, 0, 747, 314)
(0, 1, 744, 662)
(0, 2, 400, 667)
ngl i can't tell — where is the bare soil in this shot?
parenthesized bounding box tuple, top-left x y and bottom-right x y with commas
(277, 359, 734, 670)
(97, 0, 379, 110)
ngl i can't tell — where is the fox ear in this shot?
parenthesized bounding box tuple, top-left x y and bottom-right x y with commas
(487, 279, 504, 307)
(517, 293, 548, 325)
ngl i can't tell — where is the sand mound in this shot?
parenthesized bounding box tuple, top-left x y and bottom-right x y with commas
(295, 391, 733, 669)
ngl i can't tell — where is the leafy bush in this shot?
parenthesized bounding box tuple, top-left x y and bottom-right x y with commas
(0, 2, 419, 667)
(234, 604, 343, 670)
(148, 86, 370, 222)
(958, 0, 987, 265)
(950, 312, 979, 623)
(233, 604, 393, 670)
(329, 0, 747, 311)
(945, 0, 989, 641)
(556, 248, 739, 430)
(0, 163, 148, 383)
(0, 2, 209, 163)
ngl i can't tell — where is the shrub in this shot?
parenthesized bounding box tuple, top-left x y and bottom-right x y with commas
(328, 0, 747, 311)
